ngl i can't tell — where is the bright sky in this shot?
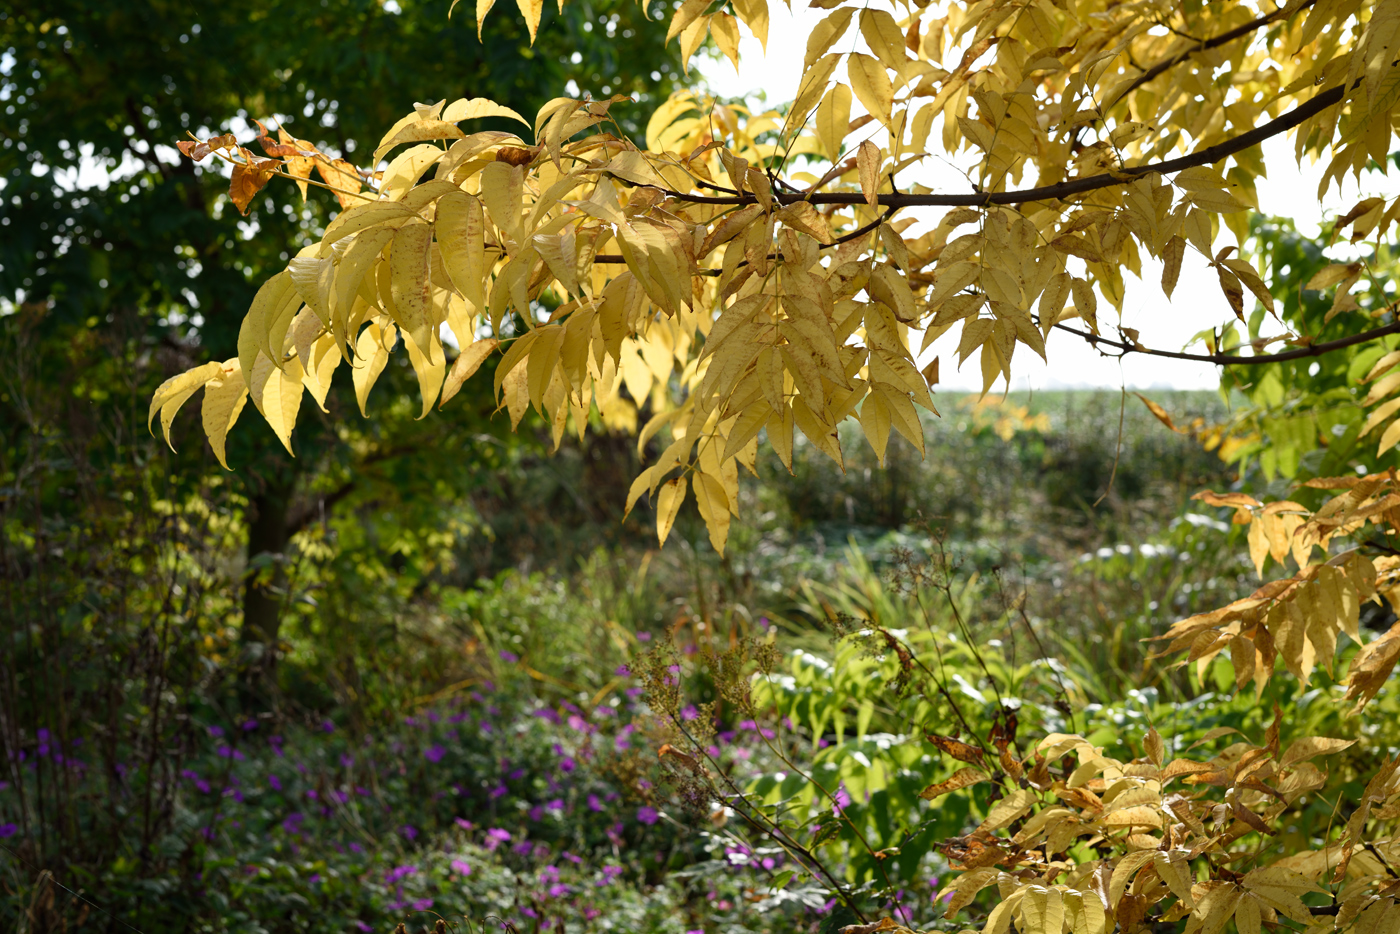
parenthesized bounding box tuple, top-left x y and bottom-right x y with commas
(691, 3, 1390, 393)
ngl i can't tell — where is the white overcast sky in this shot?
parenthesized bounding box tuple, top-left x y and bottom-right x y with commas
(691, 3, 1394, 393)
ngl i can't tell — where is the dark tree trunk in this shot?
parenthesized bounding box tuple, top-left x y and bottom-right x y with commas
(240, 479, 294, 687)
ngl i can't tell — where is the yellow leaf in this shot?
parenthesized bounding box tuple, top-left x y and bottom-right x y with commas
(656, 476, 687, 547)
(858, 140, 880, 207)
(526, 325, 566, 413)
(1234, 895, 1260, 934)
(441, 338, 499, 407)
(389, 222, 434, 354)
(980, 788, 1036, 832)
(1021, 886, 1064, 934)
(730, 0, 768, 49)
(374, 119, 467, 163)
(693, 470, 731, 555)
(1069, 277, 1097, 332)
(859, 8, 908, 73)
(514, 0, 543, 42)
(1305, 262, 1364, 291)
(711, 13, 741, 71)
(1161, 235, 1185, 299)
(440, 96, 531, 127)
(436, 191, 488, 314)
(332, 228, 396, 350)
(1377, 418, 1400, 456)
(1279, 736, 1356, 769)
(479, 161, 525, 240)
(1153, 853, 1195, 908)
(404, 323, 447, 418)
(288, 256, 335, 329)
(804, 8, 855, 69)
(848, 53, 893, 126)
(149, 361, 223, 449)
(202, 360, 248, 470)
(248, 353, 305, 455)
(1174, 167, 1231, 190)
(859, 388, 893, 466)
(353, 321, 395, 417)
(380, 144, 447, 200)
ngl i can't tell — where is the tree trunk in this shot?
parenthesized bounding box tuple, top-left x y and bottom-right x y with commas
(240, 479, 294, 686)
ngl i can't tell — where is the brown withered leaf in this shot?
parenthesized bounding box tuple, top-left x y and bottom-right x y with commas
(919, 766, 989, 800)
(229, 150, 280, 215)
(937, 833, 1018, 870)
(839, 920, 906, 934)
(926, 733, 986, 764)
(177, 138, 212, 162)
(989, 708, 1019, 751)
(1136, 393, 1183, 433)
(1217, 265, 1245, 319)
(1232, 799, 1276, 835)
(496, 145, 539, 166)
(253, 119, 298, 157)
(1343, 620, 1400, 711)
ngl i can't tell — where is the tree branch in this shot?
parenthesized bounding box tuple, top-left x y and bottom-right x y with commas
(1053, 318, 1400, 366)
(628, 80, 1349, 209)
(1103, 0, 1318, 115)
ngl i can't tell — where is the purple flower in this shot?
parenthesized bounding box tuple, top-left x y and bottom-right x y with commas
(424, 745, 445, 763)
(636, 632, 652, 642)
(615, 665, 631, 677)
(267, 774, 282, 791)
(309, 873, 322, 884)
(400, 824, 418, 841)
(321, 719, 335, 733)
(282, 813, 304, 834)
(832, 785, 852, 815)
(455, 817, 473, 830)
(339, 753, 355, 768)
(636, 806, 660, 825)
(499, 650, 519, 663)
(207, 725, 225, 738)
(386, 865, 417, 884)
(0, 823, 16, 838)
(451, 859, 473, 876)
(242, 719, 259, 731)
(681, 705, 699, 721)
(412, 898, 433, 911)
(598, 865, 623, 886)
(588, 794, 603, 812)
(548, 883, 570, 898)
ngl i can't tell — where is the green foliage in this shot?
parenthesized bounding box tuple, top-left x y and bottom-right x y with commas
(1217, 213, 1400, 481)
